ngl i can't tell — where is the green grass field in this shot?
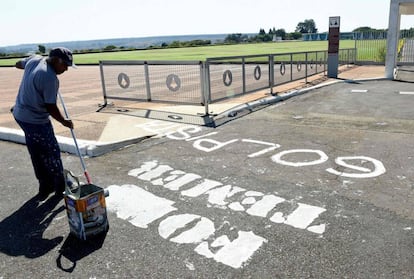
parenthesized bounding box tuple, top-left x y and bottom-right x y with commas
(0, 40, 375, 66)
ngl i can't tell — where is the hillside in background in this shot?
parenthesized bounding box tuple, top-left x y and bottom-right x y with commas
(0, 34, 233, 54)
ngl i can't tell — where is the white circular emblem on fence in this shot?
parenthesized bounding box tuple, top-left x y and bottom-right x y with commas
(280, 63, 286, 76)
(254, 66, 261, 80)
(223, 70, 233, 87)
(118, 73, 130, 89)
(166, 74, 181, 92)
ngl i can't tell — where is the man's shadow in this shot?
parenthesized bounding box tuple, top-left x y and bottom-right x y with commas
(0, 194, 108, 273)
(56, 231, 107, 273)
(0, 195, 65, 258)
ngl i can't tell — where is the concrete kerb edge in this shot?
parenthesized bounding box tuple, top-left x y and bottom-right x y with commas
(0, 127, 152, 157)
(216, 76, 387, 120)
(217, 80, 341, 119)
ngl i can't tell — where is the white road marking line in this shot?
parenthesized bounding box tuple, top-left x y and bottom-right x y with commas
(350, 89, 368, 93)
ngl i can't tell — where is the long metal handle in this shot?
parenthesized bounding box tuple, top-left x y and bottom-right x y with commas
(58, 92, 92, 184)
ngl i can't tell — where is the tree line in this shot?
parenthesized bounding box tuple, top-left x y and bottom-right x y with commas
(2, 19, 413, 58)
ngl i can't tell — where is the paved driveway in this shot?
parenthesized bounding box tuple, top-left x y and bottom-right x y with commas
(0, 79, 413, 278)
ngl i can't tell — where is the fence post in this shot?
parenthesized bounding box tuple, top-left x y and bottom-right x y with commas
(144, 61, 152, 101)
(242, 57, 246, 94)
(201, 61, 210, 116)
(305, 52, 308, 84)
(98, 61, 108, 110)
(269, 55, 274, 94)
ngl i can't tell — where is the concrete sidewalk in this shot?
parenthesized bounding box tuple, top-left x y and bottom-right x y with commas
(0, 65, 386, 156)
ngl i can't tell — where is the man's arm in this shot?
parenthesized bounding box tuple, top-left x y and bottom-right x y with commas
(45, 103, 74, 129)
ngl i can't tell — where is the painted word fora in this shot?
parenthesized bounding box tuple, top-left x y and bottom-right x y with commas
(136, 121, 386, 179)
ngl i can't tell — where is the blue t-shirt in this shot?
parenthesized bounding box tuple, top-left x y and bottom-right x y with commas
(13, 55, 59, 124)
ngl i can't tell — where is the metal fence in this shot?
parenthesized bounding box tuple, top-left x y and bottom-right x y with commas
(205, 49, 355, 103)
(99, 48, 356, 114)
(304, 30, 414, 64)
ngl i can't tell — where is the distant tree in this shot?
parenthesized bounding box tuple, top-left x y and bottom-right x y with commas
(38, 45, 46, 54)
(185, 39, 211, 47)
(224, 33, 248, 43)
(353, 26, 375, 32)
(295, 19, 318, 33)
(252, 28, 273, 42)
(286, 32, 302, 40)
(104, 45, 117, 51)
(275, 29, 287, 40)
(168, 41, 182, 48)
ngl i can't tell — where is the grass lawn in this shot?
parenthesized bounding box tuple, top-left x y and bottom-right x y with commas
(0, 40, 362, 66)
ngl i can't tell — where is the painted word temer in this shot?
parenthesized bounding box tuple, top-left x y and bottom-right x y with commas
(106, 160, 327, 269)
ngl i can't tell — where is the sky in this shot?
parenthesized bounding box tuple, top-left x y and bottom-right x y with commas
(1, 0, 414, 47)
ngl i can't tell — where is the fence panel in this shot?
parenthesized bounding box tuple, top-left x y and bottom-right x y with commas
(146, 63, 203, 103)
(99, 64, 147, 102)
(100, 60, 204, 105)
(291, 53, 307, 81)
(244, 56, 270, 93)
(207, 57, 244, 102)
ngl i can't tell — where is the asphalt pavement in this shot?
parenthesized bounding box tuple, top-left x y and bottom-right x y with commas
(1, 65, 414, 278)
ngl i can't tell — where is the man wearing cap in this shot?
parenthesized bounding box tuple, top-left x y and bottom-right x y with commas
(13, 47, 75, 201)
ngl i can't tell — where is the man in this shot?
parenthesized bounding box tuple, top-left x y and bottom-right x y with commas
(13, 47, 75, 201)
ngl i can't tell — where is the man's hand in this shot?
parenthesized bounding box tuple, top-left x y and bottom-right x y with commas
(62, 119, 74, 129)
(45, 103, 74, 129)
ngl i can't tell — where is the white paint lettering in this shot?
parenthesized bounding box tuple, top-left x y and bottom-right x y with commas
(158, 214, 215, 244)
(181, 179, 223, 197)
(138, 165, 174, 181)
(246, 195, 286, 217)
(193, 138, 239, 153)
(106, 184, 176, 228)
(205, 185, 246, 206)
(283, 203, 326, 231)
(165, 126, 203, 140)
(131, 161, 327, 235)
(242, 139, 281, 158)
(271, 149, 329, 167)
(326, 156, 386, 178)
(128, 160, 158, 177)
(185, 132, 219, 141)
(195, 231, 267, 269)
(136, 120, 184, 134)
(163, 173, 202, 191)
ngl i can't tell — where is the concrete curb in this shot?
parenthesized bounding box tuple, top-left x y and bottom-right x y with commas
(217, 77, 386, 120)
(0, 127, 152, 157)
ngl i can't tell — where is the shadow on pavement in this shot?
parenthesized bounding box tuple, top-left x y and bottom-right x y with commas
(0, 195, 65, 258)
(56, 232, 107, 273)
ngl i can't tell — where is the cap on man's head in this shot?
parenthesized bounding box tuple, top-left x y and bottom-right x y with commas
(49, 47, 76, 67)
